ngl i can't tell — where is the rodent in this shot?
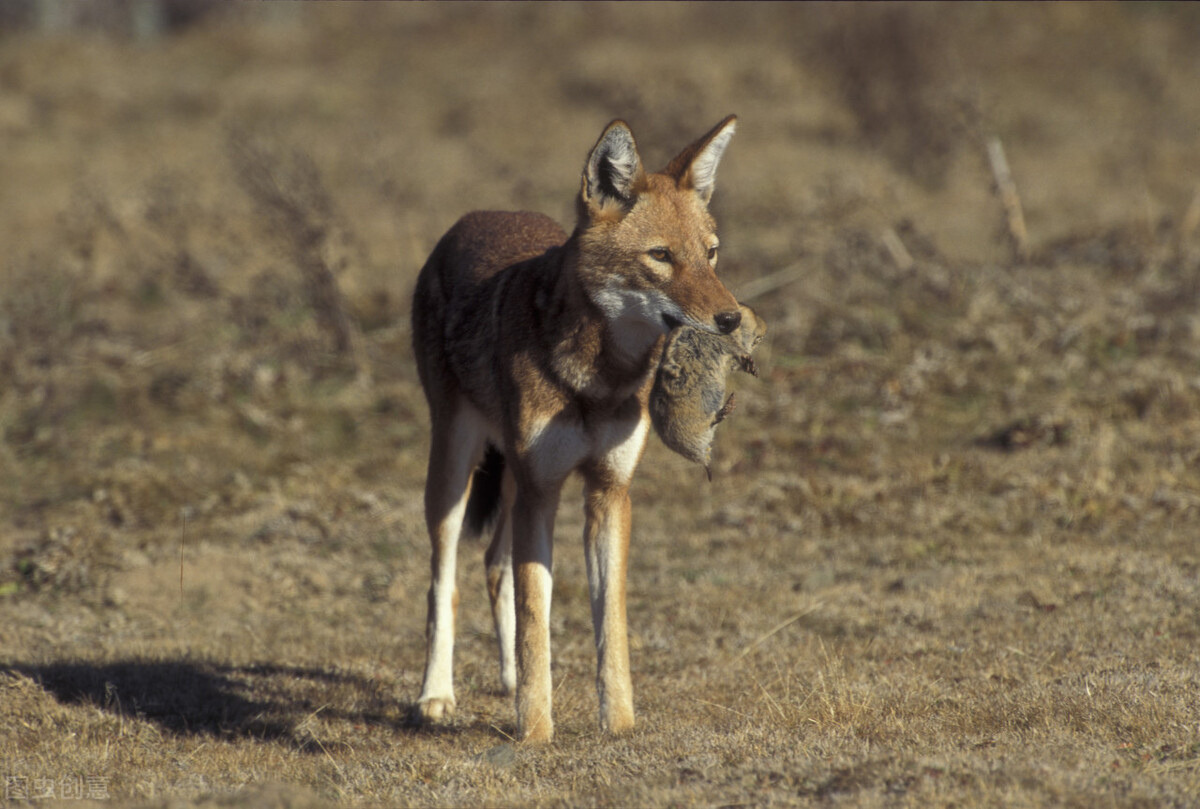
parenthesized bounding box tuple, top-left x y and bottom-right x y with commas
(650, 303, 766, 479)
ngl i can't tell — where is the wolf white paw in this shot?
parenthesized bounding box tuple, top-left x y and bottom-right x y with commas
(500, 669, 517, 696)
(417, 696, 456, 722)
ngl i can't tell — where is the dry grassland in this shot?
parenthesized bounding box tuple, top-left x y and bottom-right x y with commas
(2, 4, 1199, 807)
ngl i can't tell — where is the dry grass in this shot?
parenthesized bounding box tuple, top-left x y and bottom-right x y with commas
(2, 4, 1200, 807)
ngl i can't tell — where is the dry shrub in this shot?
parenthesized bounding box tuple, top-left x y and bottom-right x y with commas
(227, 130, 370, 385)
(6, 526, 117, 596)
(0, 259, 85, 355)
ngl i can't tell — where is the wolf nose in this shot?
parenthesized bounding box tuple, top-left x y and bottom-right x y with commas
(714, 310, 742, 335)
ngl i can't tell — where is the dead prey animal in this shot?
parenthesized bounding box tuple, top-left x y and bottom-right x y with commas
(650, 303, 766, 478)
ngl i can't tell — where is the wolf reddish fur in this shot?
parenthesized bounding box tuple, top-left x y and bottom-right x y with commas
(412, 117, 741, 742)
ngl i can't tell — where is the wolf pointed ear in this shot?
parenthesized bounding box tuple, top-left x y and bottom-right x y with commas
(665, 115, 737, 204)
(582, 120, 645, 213)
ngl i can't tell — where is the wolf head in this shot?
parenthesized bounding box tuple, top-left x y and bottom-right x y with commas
(575, 116, 743, 360)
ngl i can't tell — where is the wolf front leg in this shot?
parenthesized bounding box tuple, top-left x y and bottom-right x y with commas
(582, 479, 635, 734)
(416, 408, 488, 722)
(512, 489, 558, 742)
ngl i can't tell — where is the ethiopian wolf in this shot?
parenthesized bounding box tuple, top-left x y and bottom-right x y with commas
(411, 116, 742, 742)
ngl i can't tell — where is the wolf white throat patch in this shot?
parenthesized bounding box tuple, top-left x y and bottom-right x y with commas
(590, 281, 680, 359)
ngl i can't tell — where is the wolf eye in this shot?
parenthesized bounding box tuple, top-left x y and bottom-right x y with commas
(648, 247, 671, 263)
(707, 246, 719, 262)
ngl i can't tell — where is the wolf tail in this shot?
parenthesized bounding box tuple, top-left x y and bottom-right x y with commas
(464, 444, 505, 537)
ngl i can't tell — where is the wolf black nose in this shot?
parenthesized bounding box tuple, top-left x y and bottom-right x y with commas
(715, 310, 742, 335)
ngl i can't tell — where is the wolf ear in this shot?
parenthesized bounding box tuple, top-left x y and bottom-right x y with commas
(582, 120, 645, 213)
(665, 115, 737, 204)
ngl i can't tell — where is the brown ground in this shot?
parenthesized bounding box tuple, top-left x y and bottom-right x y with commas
(3, 3, 1200, 807)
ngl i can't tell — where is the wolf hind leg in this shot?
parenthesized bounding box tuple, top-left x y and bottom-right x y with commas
(416, 406, 489, 722)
